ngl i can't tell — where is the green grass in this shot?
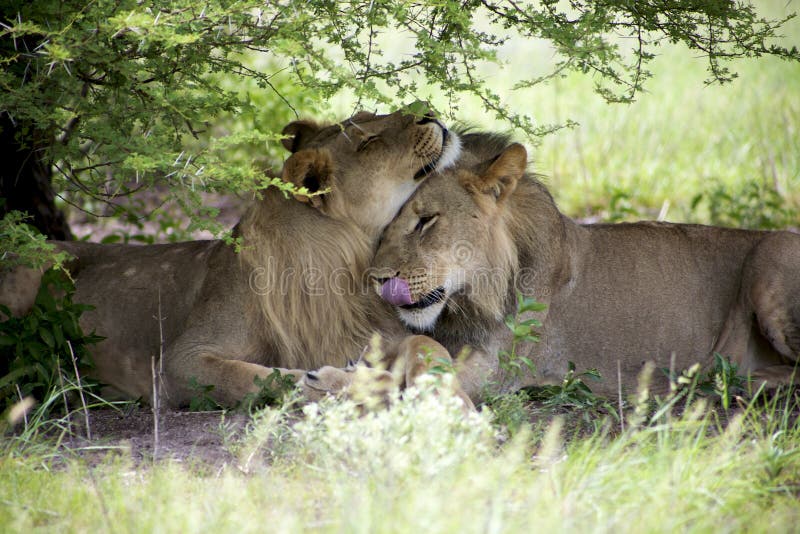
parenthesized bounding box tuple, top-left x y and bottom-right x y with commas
(445, 0, 800, 225)
(2, 387, 799, 532)
(531, 48, 800, 224)
(315, 0, 800, 228)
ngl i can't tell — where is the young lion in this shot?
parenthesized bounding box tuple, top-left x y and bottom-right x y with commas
(1, 107, 462, 407)
(368, 133, 800, 401)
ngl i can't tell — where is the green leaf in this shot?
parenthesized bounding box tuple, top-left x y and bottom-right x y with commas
(581, 368, 602, 381)
(519, 356, 536, 373)
(26, 343, 43, 360)
(39, 327, 55, 348)
(0, 365, 35, 391)
(513, 324, 532, 338)
(402, 99, 433, 119)
(53, 323, 65, 347)
(101, 234, 122, 244)
(518, 299, 547, 314)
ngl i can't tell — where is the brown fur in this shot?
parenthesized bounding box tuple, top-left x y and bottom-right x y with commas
(371, 136, 800, 401)
(237, 191, 374, 371)
(0, 109, 462, 407)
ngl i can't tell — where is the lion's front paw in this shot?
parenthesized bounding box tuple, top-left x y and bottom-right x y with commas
(299, 366, 356, 402)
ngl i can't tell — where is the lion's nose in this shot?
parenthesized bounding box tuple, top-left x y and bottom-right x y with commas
(415, 110, 438, 125)
(369, 269, 399, 284)
(379, 277, 413, 306)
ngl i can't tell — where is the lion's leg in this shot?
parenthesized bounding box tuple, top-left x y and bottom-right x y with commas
(715, 232, 800, 384)
(749, 364, 800, 387)
(747, 233, 800, 361)
(163, 351, 306, 408)
(453, 347, 498, 403)
(393, 335, 476, 411)
(713, 307, 782, 372)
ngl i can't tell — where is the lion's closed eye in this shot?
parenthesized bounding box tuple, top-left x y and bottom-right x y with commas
(357, 135, 380, 152)
(414, 214, 439, 235)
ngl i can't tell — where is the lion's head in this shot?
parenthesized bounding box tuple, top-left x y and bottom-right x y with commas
(370, 137, 563, 332)
(279, 105, 462, 238)
(230, 106, 462, 371)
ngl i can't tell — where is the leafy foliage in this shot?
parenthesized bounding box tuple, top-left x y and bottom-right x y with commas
(700, 353, 750, 410)
(187, 377, 220, 412)
(0, 212, 72, 272)
(238, 370, 298, 413)
(0, 0, 797, 242)
(416, 345, 457, 377)
(524, 362, 608, 409)
(4, 386, 800, 530)
(0, 269, 102, 415)
(692, 180, 799, 230)
(661, 353, 750, 411)
(498, 292, 546, 384)
(488, 363, 619, 437)
(484, 390, 531, 437)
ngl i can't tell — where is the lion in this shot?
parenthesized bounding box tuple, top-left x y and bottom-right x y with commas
(0, 107, 462, 407)
(364, 132, 800, 401)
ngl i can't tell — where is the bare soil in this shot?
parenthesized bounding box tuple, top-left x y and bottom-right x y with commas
(71, 407, 249, 470)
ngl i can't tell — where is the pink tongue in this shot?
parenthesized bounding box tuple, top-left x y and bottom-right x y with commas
(380, 278, 413, 306)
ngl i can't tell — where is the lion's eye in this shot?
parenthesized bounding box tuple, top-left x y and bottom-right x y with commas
(356, 135, 379, 152)
(415, 214, 438, 235)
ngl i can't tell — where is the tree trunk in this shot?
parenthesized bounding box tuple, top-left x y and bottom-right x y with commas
(0, 113, 73, 240)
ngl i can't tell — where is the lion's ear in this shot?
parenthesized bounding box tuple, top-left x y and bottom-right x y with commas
(281, 148, 335, 208)
(465, 143, 526, 204)
(281, 120, 323, 153)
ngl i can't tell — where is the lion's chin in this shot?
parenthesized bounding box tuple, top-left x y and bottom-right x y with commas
(413, 129, 462, 180)
(435, 129, 461, 172)
(396, 299, 447, 332)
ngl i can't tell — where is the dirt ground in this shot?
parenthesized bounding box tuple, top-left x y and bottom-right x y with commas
(69, 407, 250, 469)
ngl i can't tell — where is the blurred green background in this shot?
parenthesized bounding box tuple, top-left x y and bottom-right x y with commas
(66, 0, 800, 240)
(323, 0, 800, 228)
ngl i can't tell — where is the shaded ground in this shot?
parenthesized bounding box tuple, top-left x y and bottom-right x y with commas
(74, 407, 248, 469)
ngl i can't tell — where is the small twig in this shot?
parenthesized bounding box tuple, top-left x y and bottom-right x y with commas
(158, 287, 165, 389)
(617, 359, 625, 433)
(151, 286, 165, 461)
(67, 340, 92, 440)
(56, 365, 71, 428)
(14, 384, 28, 429)
(151, 355, 159, 461)
(669, 350, 677, 410)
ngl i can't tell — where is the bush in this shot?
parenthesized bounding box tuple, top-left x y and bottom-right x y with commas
(0, 269, 102, 416)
